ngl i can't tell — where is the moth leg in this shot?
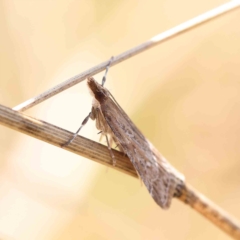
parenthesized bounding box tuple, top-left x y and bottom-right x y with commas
(111, 135, 123, 152)
(105, 135, 116, 166)
(109, 136, 114, 148)
(90, 107, 97, 120)
(61, 112, 91, 148)
(99, 133, 104, 143)
(101, 56, 114, 86)
(97, 131, 105, 143)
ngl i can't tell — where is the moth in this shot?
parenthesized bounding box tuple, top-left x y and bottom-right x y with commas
(63, 58, 184, 209)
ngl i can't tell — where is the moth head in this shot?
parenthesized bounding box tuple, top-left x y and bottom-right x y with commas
(87, 77, 109, 103)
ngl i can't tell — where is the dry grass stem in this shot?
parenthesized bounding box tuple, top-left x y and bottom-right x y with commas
(13, 0, 240, 112)
(1, 104, 240, 239)
(5, 1, 240, 238)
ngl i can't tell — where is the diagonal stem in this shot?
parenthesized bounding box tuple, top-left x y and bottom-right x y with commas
(1, 103, 240, 239)
(13, 0, 240, 112)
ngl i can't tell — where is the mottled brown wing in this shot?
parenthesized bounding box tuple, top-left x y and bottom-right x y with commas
(99, 96, 180, 209)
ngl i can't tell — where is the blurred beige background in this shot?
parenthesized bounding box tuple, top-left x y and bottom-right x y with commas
(0, 0, 240, 239)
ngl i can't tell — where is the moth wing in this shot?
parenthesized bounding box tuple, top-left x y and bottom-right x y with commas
(100, 98, 179, 209)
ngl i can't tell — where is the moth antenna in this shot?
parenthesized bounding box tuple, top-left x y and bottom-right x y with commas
(61, 112, 91, 148)
(105, 135, 116, 166)
(102, 56, 114, 86)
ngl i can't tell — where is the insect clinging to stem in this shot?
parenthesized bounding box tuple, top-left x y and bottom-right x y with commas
(62, 57, 184, 209)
